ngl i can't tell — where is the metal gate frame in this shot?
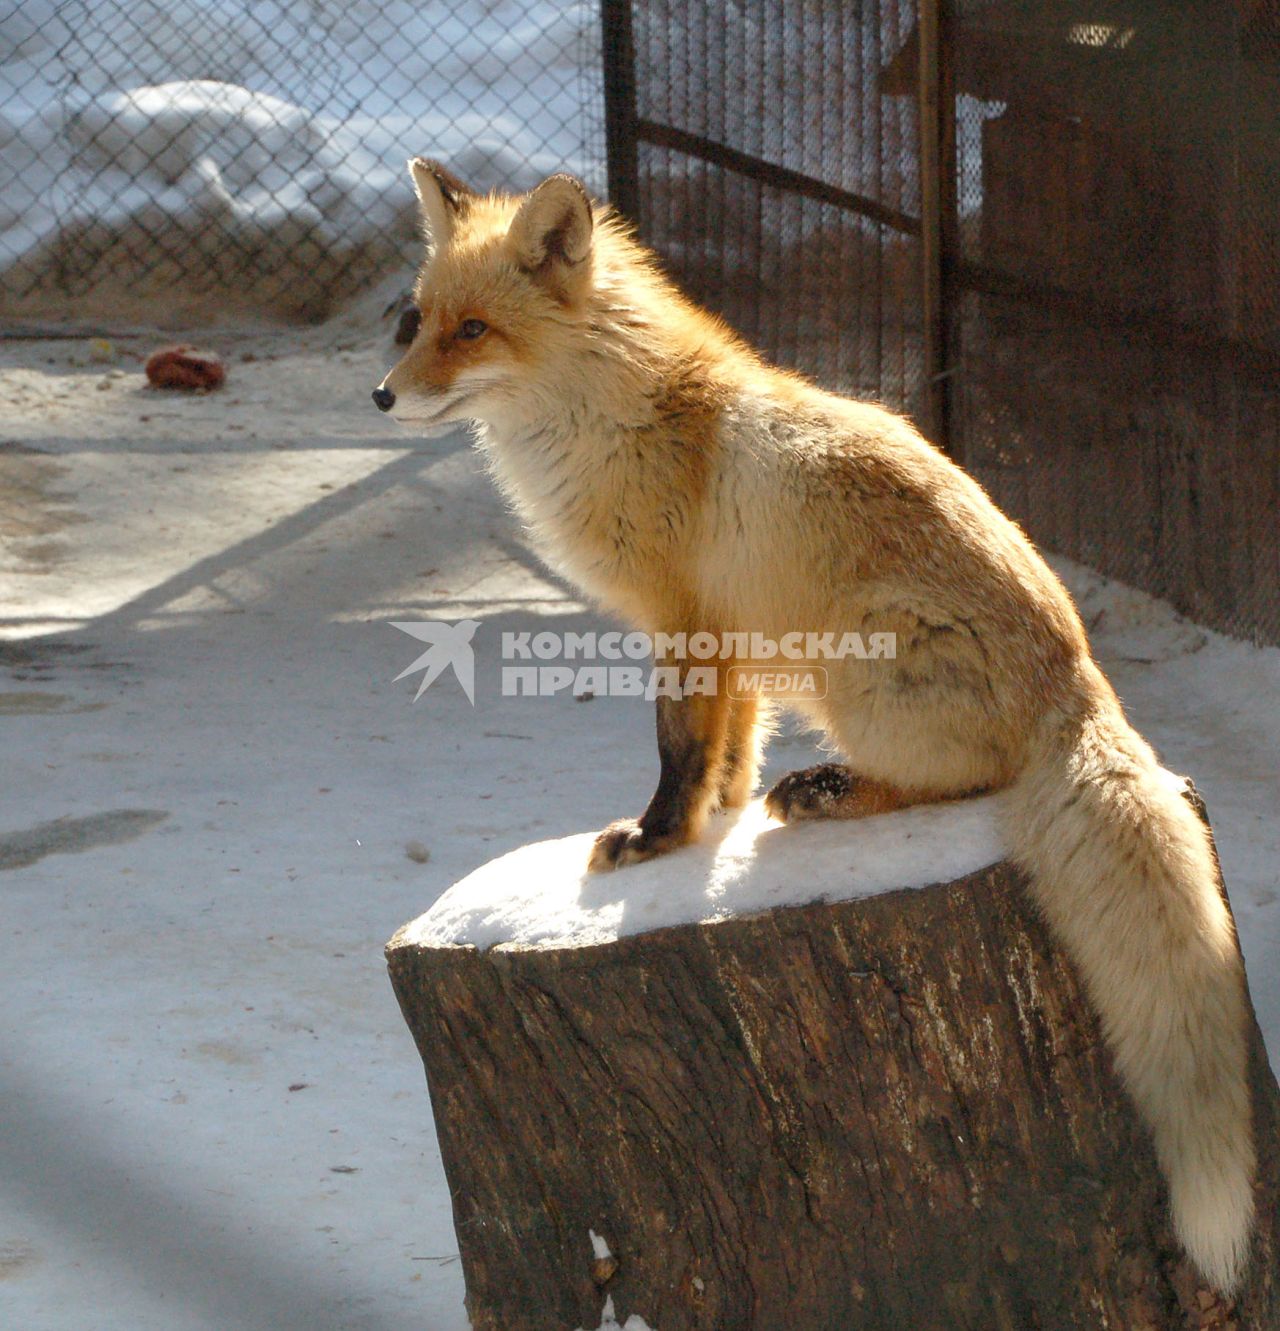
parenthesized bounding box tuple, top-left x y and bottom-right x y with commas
(599, 0, 958, 455)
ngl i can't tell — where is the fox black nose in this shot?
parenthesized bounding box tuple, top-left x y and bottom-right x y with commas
(372, 386, 396, 412)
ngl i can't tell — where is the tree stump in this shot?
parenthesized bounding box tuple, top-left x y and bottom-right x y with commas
(386, 792, 1280, 1331)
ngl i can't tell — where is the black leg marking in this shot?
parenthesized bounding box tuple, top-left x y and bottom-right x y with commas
(590, 691, 723, 871)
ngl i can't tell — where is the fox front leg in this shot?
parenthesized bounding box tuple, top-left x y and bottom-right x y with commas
(717, 693, 763, 809)
(589, 687, 731, 871)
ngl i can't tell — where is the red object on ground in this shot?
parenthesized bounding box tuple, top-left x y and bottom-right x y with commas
(145, 345, 226, 391)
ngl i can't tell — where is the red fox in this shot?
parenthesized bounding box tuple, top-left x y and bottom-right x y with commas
(374, 160, 1256, 1294)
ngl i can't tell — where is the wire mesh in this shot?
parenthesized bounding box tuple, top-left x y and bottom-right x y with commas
(0, 0, 606, 321)
(619, 0, 925, 415)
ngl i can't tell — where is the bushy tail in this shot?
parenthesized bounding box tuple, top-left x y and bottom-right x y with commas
(1001, 704, 1255, 1293)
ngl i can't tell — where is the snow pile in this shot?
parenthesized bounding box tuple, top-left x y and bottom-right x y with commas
(400, 795, 1008, 952)
(0, 0, 601, 320)
(11, 80, 416, 321)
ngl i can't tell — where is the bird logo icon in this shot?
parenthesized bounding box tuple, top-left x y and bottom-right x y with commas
(391, 620, 480, 703)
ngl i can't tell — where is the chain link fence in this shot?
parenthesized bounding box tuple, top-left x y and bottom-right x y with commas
(0, 0, 606, 322)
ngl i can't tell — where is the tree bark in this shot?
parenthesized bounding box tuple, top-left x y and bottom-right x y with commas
(387, 822, 1280, 1330)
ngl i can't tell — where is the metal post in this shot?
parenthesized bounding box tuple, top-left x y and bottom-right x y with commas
(917, 0, 954, 456)
(600, 0, 640, 223)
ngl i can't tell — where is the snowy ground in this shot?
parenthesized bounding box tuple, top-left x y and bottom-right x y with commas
(0, 298, 1277, 1330)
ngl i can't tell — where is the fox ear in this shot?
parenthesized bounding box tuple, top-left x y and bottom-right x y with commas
(508, 174, 593, 298)
(408, 157, 474, 249)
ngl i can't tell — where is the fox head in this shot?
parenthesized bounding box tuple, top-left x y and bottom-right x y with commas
(373, 160, 598, 431)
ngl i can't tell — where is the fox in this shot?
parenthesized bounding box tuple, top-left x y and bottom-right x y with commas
(374, 159, 1256, 1295)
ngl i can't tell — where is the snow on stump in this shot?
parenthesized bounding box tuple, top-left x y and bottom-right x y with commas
(386, 792, 1280, 1331)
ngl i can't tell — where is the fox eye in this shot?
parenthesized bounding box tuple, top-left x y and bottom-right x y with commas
(457, 318, 488, 340)
(395, 305, 421, 345)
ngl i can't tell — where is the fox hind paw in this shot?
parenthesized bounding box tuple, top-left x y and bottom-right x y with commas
(764, 764, 858, 822)
(765, 765, 921, 822)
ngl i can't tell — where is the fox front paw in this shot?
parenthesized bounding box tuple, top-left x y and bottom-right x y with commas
(588, 818, 684, 872)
